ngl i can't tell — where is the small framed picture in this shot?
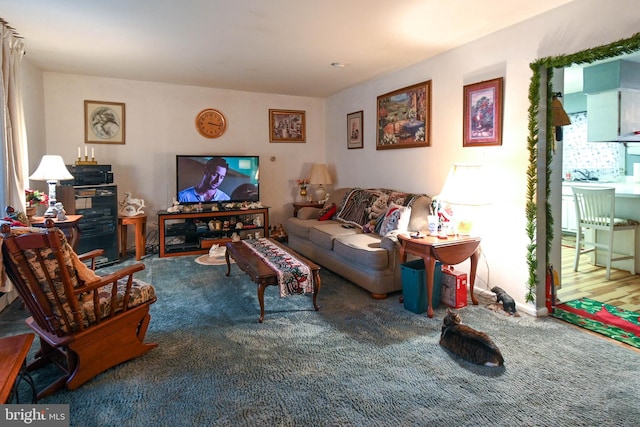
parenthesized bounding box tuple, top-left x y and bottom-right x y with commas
(84, 100, 125, 144)
(347, 110, 363, 149)
(269, 109, 306, 142)
(376, 80, 431, 150)
(463, 77, 503, 147)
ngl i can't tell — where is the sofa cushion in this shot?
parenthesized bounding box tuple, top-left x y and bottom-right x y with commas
(333, 234, 388, 271)
(379, 203, 412, 236)
(309, 223, 359, 250)
(288, 218, 331, 240)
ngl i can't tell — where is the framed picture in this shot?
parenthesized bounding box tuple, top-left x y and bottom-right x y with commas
(84, 100, 125, 144)
(269, 109, 306, 142)
(347, 110, 363, 149)
(463, 77, 503, 147)
(376, 80, 431, 150)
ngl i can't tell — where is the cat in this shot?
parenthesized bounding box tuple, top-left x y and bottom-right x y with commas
(439, 309, 504, 367)
(491, 286, 517, 314)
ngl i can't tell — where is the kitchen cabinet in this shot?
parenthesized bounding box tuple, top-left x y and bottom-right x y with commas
(587, 90, 640, 142)
(561, 194, 577, 232)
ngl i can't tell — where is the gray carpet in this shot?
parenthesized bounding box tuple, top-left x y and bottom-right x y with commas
(1, 255, 639, 426)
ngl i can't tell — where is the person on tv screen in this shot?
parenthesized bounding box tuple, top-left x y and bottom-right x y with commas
(178, 157, 231, 202)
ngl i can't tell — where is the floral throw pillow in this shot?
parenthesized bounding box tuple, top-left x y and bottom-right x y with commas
(378, 203, 412, 236)
(318, 203, 337, 221)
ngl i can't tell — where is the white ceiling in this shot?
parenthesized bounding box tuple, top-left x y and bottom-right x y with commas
(1, 0, 573, 98)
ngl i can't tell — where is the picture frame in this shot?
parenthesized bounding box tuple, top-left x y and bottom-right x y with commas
(84, 100, 126, 144)
(347, 110, 363, 149)
(463, 77, 503, 147)
(376, 80, 431, 150)
(269, 109, 306, 142)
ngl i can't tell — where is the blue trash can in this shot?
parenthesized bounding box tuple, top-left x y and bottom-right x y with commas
(401, 259, 442, 314)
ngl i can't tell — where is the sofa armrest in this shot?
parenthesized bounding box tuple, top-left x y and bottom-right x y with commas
(297, 207, 321, 220)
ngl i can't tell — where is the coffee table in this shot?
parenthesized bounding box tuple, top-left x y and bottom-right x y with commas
(225, 239, 321, 322)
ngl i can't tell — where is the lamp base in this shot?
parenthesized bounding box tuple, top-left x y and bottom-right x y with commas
(315, 186, 327, 203)
(43, 206, 56, 218)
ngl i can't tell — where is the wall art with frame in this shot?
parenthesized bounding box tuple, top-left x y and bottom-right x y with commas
(269, 109, 306, 142)
(347, 110, 363, 149)
(462, 77, 503, 147)
(376, 80, 431, 150)
(84, 100, 126, 144)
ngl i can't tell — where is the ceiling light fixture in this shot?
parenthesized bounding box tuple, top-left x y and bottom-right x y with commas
(330, 62, 345, 68)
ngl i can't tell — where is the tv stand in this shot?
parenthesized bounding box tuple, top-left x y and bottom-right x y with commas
(158, 207, 269, 257)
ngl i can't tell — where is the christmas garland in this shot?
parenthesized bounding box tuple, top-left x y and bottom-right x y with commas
(525, 32, 640, 304)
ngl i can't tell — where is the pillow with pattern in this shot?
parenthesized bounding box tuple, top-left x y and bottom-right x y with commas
(318, 203, 337, 221)
(378, 203, 412, 236)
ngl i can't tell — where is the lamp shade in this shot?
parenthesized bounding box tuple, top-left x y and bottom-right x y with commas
(309, 163, 333, 185)
(438, 163, 487, 206)
(29, 155, 74, 181)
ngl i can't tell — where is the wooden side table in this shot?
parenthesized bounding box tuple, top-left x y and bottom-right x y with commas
(30, 215, 83, 250)
(0, 333, 35, 403)
(398, 233, 481, 318)
(292, 201, 324, 217)
(118, 213, 147, 260)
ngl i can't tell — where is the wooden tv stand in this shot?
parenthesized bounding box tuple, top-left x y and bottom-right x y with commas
(158, 207, 269, 257)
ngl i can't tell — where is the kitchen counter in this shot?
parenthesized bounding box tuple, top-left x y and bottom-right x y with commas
(562, 180, 640, 197)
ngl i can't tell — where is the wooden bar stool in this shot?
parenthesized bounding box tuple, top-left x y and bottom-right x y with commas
(118, 213, 147, 260)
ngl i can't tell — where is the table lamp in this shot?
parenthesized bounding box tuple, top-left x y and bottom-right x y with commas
(29, 155, 74, 217)
(309, 163, 333, 202)
(437, 163, 487, 235)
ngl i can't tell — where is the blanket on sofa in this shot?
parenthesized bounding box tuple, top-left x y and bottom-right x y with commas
(335, 188, 424, 228)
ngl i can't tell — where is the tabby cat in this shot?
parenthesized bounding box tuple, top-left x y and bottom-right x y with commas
(439, 309, 504, 367)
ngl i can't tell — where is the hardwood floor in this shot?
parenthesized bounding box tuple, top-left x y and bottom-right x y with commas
(558, 243, 640, 312)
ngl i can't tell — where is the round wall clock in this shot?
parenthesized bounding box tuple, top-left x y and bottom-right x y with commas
(195, 108, 226, 138)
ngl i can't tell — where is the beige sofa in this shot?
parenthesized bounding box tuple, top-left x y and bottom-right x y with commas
(287, 188, 431, 298)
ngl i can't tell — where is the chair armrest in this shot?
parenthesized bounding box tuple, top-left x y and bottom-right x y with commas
(77, 249, 105, 270)
(73, 262, 146, 295)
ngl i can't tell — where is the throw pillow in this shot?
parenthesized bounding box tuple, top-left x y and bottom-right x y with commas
(378, 203, 412, 236)
(318, 203, 337, 221)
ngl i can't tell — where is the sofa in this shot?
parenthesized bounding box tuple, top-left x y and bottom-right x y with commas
(287, 188, 432, 298)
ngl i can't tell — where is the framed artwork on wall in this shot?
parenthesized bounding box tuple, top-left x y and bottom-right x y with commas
(347, 110, 363, 149)
(376, 80, 431, 150)
(462, 77, 503, 147)
(84, 100, 126, 144)
(269, 109, 306, 142)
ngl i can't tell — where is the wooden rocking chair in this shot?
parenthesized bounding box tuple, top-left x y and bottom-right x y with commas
(0, 221, 157, 399)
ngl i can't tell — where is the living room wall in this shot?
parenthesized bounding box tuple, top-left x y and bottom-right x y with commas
(37, 74, 326, 229)
(325, 0, 640, 314)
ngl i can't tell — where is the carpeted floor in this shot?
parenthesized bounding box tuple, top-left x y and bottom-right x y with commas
(553, 298, 640, 349)
(1, 255, 639, 426)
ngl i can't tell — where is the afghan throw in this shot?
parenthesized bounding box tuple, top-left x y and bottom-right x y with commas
(242, 238, 313, 297)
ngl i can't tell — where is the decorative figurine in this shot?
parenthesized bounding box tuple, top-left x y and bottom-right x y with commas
(119, 192, 146, 216)
(54, 202, 67, 221)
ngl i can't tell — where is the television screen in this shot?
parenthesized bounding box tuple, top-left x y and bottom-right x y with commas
(176, 155, 259, 204)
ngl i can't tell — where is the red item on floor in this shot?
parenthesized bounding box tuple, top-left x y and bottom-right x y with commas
(441, 266, 467, 309)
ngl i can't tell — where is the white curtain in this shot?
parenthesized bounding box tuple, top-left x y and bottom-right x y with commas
(0, 21, 28, 293)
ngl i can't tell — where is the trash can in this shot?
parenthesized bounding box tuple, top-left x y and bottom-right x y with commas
(401, 259, 442, 314)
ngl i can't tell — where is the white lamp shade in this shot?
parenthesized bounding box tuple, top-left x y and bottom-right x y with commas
(29, 155, 74, 181)
(309, 163, 333, 185)
(438, 163, 487, 206)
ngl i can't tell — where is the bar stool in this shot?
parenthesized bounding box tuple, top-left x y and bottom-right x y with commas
(572, 186, 638, 280)
(118, 213, 147, 260)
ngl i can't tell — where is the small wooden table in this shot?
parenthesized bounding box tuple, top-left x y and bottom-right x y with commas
(118, 213, 147, 260)
(0, 333, 35, 403)
(225, 239, 321, 323)
(30, 215, 83, 250)
(398, 233, 481, 318)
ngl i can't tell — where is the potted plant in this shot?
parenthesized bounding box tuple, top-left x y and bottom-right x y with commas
(25, 189, 48, 221)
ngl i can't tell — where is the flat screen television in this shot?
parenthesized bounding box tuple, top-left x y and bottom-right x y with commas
(176, 155, 259, 204)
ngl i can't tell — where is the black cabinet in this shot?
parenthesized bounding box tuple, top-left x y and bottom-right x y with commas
(61, 184, 118, 266)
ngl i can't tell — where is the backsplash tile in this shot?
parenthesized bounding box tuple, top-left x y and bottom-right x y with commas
(562, 112, 624, 181)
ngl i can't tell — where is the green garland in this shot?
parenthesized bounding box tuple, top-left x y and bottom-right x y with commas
(525, 32, 640, 304)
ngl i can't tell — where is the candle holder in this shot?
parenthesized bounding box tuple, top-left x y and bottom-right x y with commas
(76, 155, 98, 165)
